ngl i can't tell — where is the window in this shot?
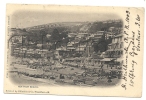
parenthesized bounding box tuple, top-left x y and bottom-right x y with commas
(117, 37, 119, 42)
(115, 38, 118, 42)
(120, 42, 123, 48)
(121, 51, 123, 55)
(118, 51, 120, 55)
(120, 37, 122, 41)
(118, 43, 120, 49)
(113, 44, 115, 49)
(112, 38, 115, 43)
(112, 44, 114, 49)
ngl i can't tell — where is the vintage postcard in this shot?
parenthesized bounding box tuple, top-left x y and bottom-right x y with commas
(4, 4, 144, 97)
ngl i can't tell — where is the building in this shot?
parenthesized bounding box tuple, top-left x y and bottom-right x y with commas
(11, 35, 22, 44)
(94, 31, 104, 38)
(75, 44, 86, 53)
(67, 43, 76, 52)
(13, 48, 20, 57)
(40, 49, 49, 58)
(68, 33, 77, 38)
(56, 46, 69, 57)
(105, 32, 115, 39)
(89, 31, 105, 42)
(75, 33, 88, 39)
(19, 48, 27, 57)
(101, 33, 123, 69)
(25, 49, 34, 57)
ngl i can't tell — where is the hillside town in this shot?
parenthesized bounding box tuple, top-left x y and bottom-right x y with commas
(9, 20, 123, 86)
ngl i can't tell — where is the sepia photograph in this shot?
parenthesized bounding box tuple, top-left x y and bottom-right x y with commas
(8, 8, 123, 87)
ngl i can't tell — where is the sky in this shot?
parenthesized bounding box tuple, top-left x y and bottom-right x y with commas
(11, 10, 121, 28)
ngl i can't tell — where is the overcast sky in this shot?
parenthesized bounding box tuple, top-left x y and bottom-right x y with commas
(11, 10, 121, 28)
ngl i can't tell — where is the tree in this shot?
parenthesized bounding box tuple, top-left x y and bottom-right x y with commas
(60, 31, 68, 39)
(22, 28, 26, 32)
(93, 33, 112, 53)
(49, 29, 62, 50)
(50, 29, 60, 42)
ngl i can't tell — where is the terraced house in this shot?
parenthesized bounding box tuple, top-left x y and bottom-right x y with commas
(101, 29, 123, 69)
